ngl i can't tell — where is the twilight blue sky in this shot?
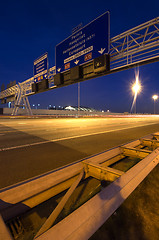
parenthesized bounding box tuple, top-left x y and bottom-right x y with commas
(0, 0, 159, 113)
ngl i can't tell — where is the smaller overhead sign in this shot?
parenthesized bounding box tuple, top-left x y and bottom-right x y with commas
(34, 53, 48, 82)
(55, 11, 110, 73)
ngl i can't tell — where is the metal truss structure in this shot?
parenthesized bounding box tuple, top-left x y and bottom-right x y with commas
(110, 17, 159, 71)
(0, 17, 159, 115)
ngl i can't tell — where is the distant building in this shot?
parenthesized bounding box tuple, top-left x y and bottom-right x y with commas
(64, 106, 97, 112)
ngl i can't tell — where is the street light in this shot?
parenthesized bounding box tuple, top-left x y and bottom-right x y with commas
(131, 72, 141, 114)
(132, 81, 141, 94)
(152, 95, 158, 114)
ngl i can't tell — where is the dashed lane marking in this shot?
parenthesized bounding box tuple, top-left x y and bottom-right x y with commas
(0, 122, 157, 152)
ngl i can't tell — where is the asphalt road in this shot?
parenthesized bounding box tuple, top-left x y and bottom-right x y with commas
(0, 116, 159, 189)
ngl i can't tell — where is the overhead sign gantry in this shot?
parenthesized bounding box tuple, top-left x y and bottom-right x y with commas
(0, 15, 159, 115)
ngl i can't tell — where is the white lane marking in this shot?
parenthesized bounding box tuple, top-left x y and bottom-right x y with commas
(0, 122, 157, 152)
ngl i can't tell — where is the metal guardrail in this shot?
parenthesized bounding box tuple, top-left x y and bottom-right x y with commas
(0, 133, 158, 239)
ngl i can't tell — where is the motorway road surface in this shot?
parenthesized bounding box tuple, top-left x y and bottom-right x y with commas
(0, 116, 159, 189)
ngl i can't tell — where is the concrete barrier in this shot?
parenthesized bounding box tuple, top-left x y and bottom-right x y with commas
(1, 108, 121, 116)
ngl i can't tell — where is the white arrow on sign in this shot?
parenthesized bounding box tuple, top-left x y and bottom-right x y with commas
(98, 48, 105, 54)
(74, 59, 79, 65)
(57, 68, 61, 72)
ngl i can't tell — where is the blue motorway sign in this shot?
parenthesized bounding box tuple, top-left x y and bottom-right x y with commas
(55, 12, 110, 73)
(34, 53, 48, 82)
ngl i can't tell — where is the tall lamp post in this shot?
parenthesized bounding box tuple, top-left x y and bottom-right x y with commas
(152, 95, 158, 114)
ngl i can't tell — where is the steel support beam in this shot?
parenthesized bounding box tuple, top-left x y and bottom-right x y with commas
(153, 132, 159, 140)
(120, 146, 152, 158)
(83, 162, 124, 181)
(140, 138, 159, 149)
